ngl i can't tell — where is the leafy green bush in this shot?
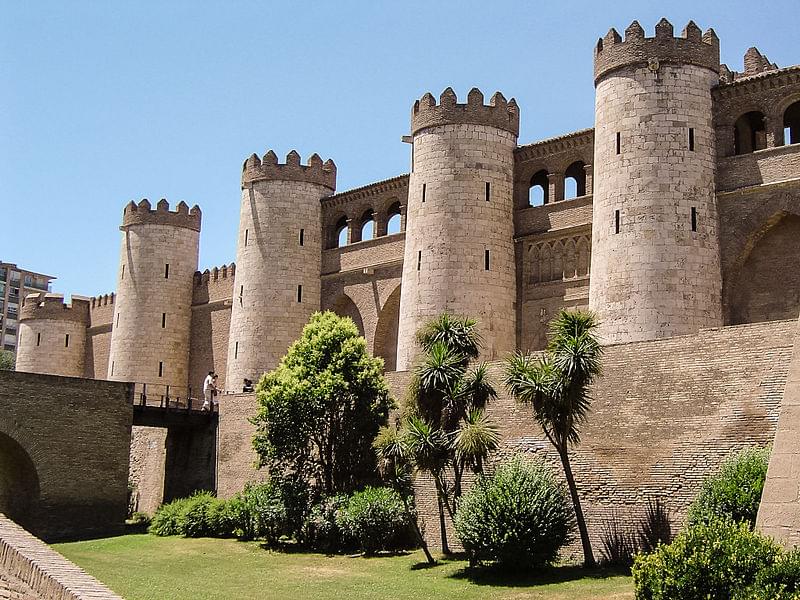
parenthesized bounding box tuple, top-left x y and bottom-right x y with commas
(734, 549, 800, 600)
(453, 455, 574, 568)
(303, 494, 352, 553)
(229, 481, 292, 544)
(149, 492, 232, 538)
(632, 519, 781, 600)
(336, 487, 410, 555)
(149, 497, 192, 536)
(687, 446, 770, 527)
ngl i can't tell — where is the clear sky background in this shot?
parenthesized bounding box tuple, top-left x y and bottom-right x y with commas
(1, 1, 798, 296)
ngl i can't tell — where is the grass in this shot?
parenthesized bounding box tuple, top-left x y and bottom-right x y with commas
(54, 534, 633, 600)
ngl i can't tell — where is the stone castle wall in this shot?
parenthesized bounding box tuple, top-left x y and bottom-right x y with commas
(0, 371, 132, 541)
(108, 202, 200, 392)
(84, 294, 114, 379)
(227, 171, 332, 386)
(590, 58, 723, 343)
(397, 116, 518, 369)
(189, 265, 234, 394)
(386, 319, 795, 556)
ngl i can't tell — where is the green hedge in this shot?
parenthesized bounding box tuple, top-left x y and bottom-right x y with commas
(632, 519, 781, 600)
(687, 446, 770, 528)
(454, 455, 574, 568)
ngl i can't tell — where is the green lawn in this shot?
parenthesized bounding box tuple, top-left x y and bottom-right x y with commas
(53, 534, 633, 600)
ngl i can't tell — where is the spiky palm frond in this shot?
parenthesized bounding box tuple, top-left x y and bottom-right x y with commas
(453, 408, 500, 470)
(548, 310, 602, 384)
(416, 313, 482, 360)
(403, 415, 450, 474)
(415, 341, 467, 427)
(461, 362, 498, 411)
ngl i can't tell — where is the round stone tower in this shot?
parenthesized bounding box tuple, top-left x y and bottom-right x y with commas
(396, 88, 520, 370)
(226, 150, 336, 387)
(15, 292, 89, 377)
(107, 199, 201, 392)
(589, 19, 723, 344)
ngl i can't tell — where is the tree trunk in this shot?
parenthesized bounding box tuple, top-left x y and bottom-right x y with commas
(401, 494, 436, 565)
(559, 448, 595, 568)
(436, 490, 451, 554)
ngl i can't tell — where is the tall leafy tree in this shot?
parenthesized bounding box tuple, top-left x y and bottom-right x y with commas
(504, 309, 602, 567)
(396, 313, 500, 553)
(253, 311, 393, 495)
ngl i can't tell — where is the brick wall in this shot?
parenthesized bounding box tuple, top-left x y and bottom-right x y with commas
(216, 392, 267, 498)
(189, 264, 234, 394)
(386, 320, 796, 558)
(0, 371, 132, 541)
(718, 179, 800, 324)
(84, 294, 114, 379)
(717, 145, 800, 191)
(0, 515, 122, 599)
(758, 318, 800, 546)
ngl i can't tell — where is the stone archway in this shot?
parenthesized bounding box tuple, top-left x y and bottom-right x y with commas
(0, 432, 40, 528)
(374, 285, 401, 371)
(331, 294, 365, 337)
(730, 214, 800, 324)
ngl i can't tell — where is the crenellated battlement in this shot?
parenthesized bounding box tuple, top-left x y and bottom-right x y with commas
(241, 150, 336, 190)
(411, 87, 520, 136)
(594, 19, 720, 83)
(121, 198, 202, 232)
(90, 293, 115, 310)
(20, 293, 90, 324)
(193, 263, 236, 287)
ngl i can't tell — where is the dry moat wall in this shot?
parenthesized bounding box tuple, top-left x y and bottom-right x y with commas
(383, 318, 796, 555)
(215, 319, 796, 556)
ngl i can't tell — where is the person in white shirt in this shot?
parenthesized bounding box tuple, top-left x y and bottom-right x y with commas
(202, 371, 216, 411)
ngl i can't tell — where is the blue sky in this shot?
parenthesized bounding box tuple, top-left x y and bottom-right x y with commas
(1, 1, 798, 296)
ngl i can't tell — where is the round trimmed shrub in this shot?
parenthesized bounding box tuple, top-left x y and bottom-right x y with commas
(632, 519, 781, 600)
(734, 549, 800, 600)
(336, 487, 410, 555)
(453, 455, 574, 568)
(687, 446, 770, 527)
(303, 494, 352, 553)
(149, 493, 232, 538)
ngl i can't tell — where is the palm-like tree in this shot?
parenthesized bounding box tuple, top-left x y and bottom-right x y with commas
(373, 423, 436, 565)
(504, 309, 602, 568)
(381, 313, 499, 554)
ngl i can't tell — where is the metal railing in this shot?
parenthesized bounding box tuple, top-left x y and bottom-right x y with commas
(131, 382, 214, 413)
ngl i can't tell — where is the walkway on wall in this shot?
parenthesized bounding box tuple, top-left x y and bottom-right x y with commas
(131, 382, 219, 429)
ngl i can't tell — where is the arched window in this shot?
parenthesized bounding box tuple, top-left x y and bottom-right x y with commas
(784, 101, 800, 145)
(360, 210, 375, 242)
(528, 170, 549, 207)
(335, 216, 349, 248)
(386, 202, 402, 235)
(734, 111, 766, 155)
(564, 161, 586, 199)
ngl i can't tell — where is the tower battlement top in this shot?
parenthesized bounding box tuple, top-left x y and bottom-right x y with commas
(20, 293, 90, 324)
(121, 199, 202, 232)
(411, 88, 520, 137)
(241, 151, 337, 191)
(594, 19, 720, 83)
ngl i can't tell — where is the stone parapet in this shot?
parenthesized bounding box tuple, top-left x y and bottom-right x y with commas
(19, 293, 89, 324)
(241, 150, 336, 190)
(121, 198, 201, 232)
(0, 514, 123, 600)
(594, 19, 719, 83)
(411, 88, 520, 136)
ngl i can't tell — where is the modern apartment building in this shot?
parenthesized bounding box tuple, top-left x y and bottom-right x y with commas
(0, 262, 54, 353)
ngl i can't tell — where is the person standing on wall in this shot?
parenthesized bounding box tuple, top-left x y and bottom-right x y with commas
(202, 371, 215, 411)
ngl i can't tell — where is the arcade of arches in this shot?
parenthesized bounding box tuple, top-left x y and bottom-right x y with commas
(730, 214, 800, 325)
